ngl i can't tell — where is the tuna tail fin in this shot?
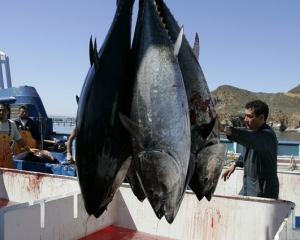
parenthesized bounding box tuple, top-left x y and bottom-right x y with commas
(173, 26, 184, 57)
(119, 112, 152, 148)
(185, 153, 196, 190)
(193, 32, 200, 60)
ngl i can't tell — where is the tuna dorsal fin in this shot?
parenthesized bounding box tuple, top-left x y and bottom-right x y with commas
(89, 36, 99, 69)
(93, 38, 99, 70)
(193, 32, 200, 60)
(76, 95, 79, 104)
(89, 36, 94, 66)
(173, 25, 184, 57)
(119, 112, 150, 147)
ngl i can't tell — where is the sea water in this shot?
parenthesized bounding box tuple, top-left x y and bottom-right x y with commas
(220, 131, 300, 142)
(53, 124, 74, 135)
(50, 115, 75, 135)
(275, 131, 300, 142)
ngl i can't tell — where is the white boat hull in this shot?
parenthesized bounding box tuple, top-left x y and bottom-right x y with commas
(0, 168, 298, 240)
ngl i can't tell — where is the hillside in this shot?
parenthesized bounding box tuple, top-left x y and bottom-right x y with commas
(288, 84, 300, 94)
(211, 85, 300, 131)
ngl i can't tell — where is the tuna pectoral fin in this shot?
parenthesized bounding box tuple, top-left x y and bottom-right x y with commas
(93, 156, 132, 218)
(119, 112, 150, 146)
(198, 117, 216, 140)
(171, 153, 196, 220)
(126, 157, 146, 202)
(189, 144, 227, 201)
(179, 153, 196, 204)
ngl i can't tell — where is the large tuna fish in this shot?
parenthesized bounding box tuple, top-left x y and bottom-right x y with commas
(120, 0, 194, 224)
(75, 0, 135, 218)
(155, 0, 227, 201)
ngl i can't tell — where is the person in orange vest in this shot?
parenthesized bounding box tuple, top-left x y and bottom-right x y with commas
(0, 103, 32, 168)
(13, 106, 42, 154)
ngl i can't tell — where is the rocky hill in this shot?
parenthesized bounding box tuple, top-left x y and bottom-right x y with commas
(211, 84, 300, 131)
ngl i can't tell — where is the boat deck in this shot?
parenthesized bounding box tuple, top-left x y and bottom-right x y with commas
(0, 198, 20, 209)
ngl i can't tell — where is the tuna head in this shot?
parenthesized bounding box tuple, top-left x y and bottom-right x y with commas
(136, 150, 182, 221)
(119, 0, 193, 224)
(189, 144, 227, 201)
(76, 0, 135, 217)
(120, 113, 194, 224)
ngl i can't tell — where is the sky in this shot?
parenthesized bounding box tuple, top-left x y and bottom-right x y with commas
(1, 0, 299, 117)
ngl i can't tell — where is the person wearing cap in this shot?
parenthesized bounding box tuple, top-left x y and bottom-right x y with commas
(0, 103, 32, 168)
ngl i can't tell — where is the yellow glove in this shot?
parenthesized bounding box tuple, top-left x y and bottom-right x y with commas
(24, 146, 33, 153)
(31, 148, 40, 153)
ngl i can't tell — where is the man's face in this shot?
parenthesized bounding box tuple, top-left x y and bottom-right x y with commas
(244, 107, 264, 131)
(19, 108, 28, 120)
(0, 105, 9, 122)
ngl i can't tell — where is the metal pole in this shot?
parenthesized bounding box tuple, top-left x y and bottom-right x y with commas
(38, 112, 44, 149)
(5, 55, 12, 88)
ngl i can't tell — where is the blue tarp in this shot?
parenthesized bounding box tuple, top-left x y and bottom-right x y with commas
(13, 152, 77, 177)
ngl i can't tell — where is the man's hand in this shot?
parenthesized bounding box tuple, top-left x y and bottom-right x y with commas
(221, 163, 236, 181)
(66, 153, 72, 161)
(216, 115, 224, 132)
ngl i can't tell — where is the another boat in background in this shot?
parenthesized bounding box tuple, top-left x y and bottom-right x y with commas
(0, 51, 75, 176)
(0, 51, 68, 146)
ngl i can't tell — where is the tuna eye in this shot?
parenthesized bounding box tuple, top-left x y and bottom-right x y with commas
(147, 189, 154, 198)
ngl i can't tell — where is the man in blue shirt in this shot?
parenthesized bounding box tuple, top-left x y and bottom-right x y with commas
(219, 100, 279, 199)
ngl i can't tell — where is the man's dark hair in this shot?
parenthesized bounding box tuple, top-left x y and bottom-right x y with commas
(19, 106, 28, 111)
(0, 103, 11, 111)
(245, 100, 269, 121)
